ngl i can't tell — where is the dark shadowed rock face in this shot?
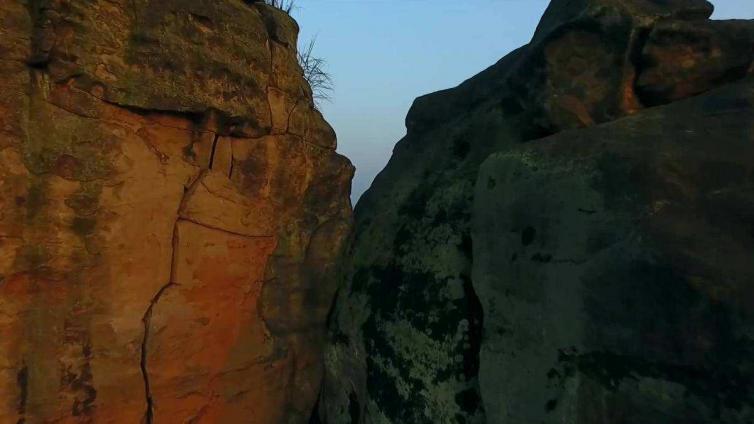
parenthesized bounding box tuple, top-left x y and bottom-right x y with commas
(0, 1, 352, 423)
(322, 0, 754, 423)
(474, 81, 754, 423)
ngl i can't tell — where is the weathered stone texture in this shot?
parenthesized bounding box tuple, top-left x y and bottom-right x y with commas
(474, 80, 754, 423)
(322, 0, 754, 423)
(0, 1, 352, 423)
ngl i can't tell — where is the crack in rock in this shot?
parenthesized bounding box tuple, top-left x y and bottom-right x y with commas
(207, 133, 220, 170)
(139, 170, 206, 423)
(139, 281, 175, 424)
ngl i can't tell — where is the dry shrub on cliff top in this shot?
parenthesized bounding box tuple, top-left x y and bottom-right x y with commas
(261, 1, 332, 106)
(299, 38, 333, 106)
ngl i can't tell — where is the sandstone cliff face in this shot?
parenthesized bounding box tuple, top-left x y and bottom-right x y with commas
(0, 1, 353, 423)
(323, 0, 754, 423)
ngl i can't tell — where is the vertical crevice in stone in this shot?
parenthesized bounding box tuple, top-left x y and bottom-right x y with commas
(265, 86, 276, 135)
(619, 25, 652, 114)
(307, 391, 323, 424)
(139, 171, 204, 423)
(628, 24, 656, 106)
(16, 364, 28, 423)
(227, 137, 235, 179)
(26, 0, 57, 69)
(207, 133, 220, 170)
(347, 390, 361, 424)
(139, 280, 174, 424)
(462, 267, 485, 419)
(463, 272, 484, 380)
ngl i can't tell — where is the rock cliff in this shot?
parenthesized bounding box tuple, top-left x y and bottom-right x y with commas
(0, 1, 352, 423)
(323, 0, 754, 423)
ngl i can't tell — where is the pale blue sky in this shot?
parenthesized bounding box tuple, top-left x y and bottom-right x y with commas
(292, 0, 754, 201)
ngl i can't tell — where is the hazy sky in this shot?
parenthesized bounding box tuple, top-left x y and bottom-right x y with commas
(292, 0, 754, 201)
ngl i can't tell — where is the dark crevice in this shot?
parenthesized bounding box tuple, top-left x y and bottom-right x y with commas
(308, 391, 323, 424)
(458, 272, 485, 419)
(140, 281, 175, 424)
(462, 231, 484, 417)
(462, 274, 484, 381)
(521, 226, 536, 246)
(99, 98, 205, 125)
(26, 0, 56, 69)
(629, 24, 658, 106)
(324, 287, 340, 330)
(325, 288, 351, 345)
(626, 25, 653, 107)
(188, 12, 212, 28)
(16, 364, 28, 420)
(99, 96, 270, 140)
(208, 133, 220, 170)
(61, 84, 269, 140)
(26, 60, 49, 70)
(348, 390, 361, 424)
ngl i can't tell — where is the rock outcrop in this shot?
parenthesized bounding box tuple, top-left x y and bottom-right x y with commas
(322, 0, 754, 423)
(474, 80, 754, 424)
(0, 1, 352, 423)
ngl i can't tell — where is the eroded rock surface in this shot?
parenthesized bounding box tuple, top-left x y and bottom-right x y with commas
(0, 1, 352, 423)
(475, 80, 754, 423)
(322, 0, 754, 423)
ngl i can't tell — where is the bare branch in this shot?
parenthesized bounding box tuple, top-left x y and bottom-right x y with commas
(298, 37, 333, 108)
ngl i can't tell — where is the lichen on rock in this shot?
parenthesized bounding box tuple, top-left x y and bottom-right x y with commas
(321, 0, 754, 423)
